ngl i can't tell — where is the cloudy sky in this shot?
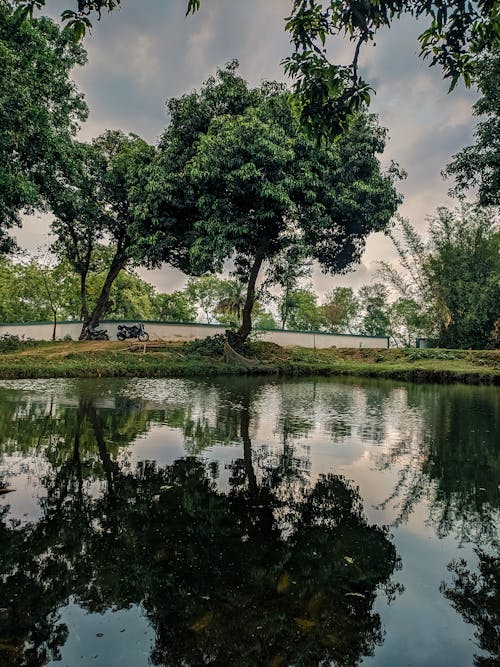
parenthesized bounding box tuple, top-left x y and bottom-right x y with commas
(16, 0, 478, 296)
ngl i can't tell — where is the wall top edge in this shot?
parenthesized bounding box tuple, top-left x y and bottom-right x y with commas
(0, 319, 389, 341)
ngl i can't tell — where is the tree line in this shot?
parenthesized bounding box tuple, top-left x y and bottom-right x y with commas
(2, 201, 498, 349)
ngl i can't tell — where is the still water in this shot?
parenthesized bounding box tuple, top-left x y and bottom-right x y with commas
(0, 376, 498, 667)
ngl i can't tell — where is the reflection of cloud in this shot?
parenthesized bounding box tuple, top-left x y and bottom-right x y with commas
(17, 1, 481, 297)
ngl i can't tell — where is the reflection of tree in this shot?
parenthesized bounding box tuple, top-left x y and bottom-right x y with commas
(376, 384, 500, 545)
(0, 388, 400, 667)
(440, 550, 500, 667)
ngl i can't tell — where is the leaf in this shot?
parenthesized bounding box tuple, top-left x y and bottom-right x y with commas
(191, 611, 214, 633)
(276, 571, 291, 593)
(294, 617, 316, 631)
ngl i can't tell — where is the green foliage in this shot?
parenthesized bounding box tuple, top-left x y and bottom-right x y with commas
(406, 348, 457, 361)
(253, 305, 278, 330)
(424, 206, 500, 349)
(444, 50, 500, 207)
(0, 255, 78, 323)
(0, 252, 187, 325)
(183, 334, 227, 357)
(321, 287, 358, 333)
(186, 276, 233, 324)
(48, 130, 165, 332)
(0, 333, 37, 352)
(359, 283, 391, 337)
(0, 2, 87, 252)
(17, 2, 499, 142)
(286, 288, 322, 331)
(389, 297, 429, 347)
(153, 291, 196, 323)
(267, 246, 313, 329)
(156, 64, 401, 342)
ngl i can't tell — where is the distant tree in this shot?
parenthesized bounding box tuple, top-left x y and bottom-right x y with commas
(214, 279, 247, 327)
(160, 65, 401, 344)
(444, 50, 500, 207)
(185, 276, 230, 324)
(266, 247, 313, 330)
(321, 287, 359, 334)
(88, 269, 157, 321)
(0, 255, 78, 328)
(377, 216, 441, 341)
(0, 2, 87, 252)
(252, 304, 278, 330)
(388, 297, 427, 347)
(359, 283, 391, 337)
(424, 206, 500, 349)
(286, 288, 322, 332)
(153, 291, 196, 323)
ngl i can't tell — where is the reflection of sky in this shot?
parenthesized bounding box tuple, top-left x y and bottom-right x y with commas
(1, 377, 498, 666)
(47, 602, 154, 667)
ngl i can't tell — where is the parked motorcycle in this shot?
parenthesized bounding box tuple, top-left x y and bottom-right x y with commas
(80, 326, 109, 341)
(117, 322, 150, 342)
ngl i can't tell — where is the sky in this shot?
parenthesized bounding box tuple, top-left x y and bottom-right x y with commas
(14, 0, 478, 297)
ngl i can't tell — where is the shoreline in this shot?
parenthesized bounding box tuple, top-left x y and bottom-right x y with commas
(0, 341, 499, 385)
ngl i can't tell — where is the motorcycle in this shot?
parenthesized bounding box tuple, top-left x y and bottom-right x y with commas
(117, 322, 150, 342)
(80, 325, 109, 341)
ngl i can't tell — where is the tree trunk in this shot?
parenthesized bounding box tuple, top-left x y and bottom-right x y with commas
(237, 250, 265, 344)
(80, 253, 127, 338)
(51, 307, 57, 341)
(79, 269, 89, 324)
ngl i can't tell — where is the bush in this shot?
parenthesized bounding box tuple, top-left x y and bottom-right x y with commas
(0, 333, 36, 353)
(183, 334, 227, 357)
(407, 348, 457, 361)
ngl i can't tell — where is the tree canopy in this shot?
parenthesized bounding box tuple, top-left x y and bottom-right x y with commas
(47, 130, 181, 334)
(16, 0, 500, 140)
(152, 64, 402, 342)
(444, 49, 500, 207)
(0, 1, 87, 252)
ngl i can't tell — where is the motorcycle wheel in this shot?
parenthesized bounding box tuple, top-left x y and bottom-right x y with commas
(117, 332, 126, 341)
(138, 332, 149, 342)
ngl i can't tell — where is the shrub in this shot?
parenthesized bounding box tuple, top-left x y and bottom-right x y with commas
(183, 334, 227, 357)
(0, 333, 36, 353)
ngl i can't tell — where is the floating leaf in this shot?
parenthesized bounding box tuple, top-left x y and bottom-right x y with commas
(295, 617, 316, 631)
(276, 571, 291, 593)
(191, 611, 214, 633)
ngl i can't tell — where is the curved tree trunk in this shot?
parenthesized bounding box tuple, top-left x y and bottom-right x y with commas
(237, 250, 265, 344)
(80, 252, 127, 338)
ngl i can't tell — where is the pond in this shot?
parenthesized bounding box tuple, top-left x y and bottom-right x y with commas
(0, 376, 498, 667)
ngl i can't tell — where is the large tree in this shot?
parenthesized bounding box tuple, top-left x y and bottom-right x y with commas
(17, 1, 499, 140)
(424, 205, 500, 349)
(157, 65, 402, 343)
(0, 1, 87, 252)
(48, 130, 188, 336)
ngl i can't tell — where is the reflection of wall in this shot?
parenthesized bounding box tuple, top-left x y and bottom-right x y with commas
(0, 320, 389, 348)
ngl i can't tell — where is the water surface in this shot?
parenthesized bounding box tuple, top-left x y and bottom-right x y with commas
(0, 377, 498, 666)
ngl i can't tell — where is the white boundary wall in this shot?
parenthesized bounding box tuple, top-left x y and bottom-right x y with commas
(0, 320, 389, 349)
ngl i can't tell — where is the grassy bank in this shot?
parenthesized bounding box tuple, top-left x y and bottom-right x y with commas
(0, 340, 499, 384)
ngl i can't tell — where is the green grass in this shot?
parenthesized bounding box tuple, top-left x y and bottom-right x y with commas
(0, 340, 499, 384)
